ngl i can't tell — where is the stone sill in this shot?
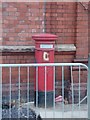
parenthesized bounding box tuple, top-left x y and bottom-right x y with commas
(55, 44, 76, 52)
(0, 44, 76, 52)
(74, 58, 88, 63)
(1, 46, 35, 52)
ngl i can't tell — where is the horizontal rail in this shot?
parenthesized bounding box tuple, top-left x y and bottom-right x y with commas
(0, 63, 88, 69)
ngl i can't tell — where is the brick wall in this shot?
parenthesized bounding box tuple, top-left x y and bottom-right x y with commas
(2, 2, 44, 46)
(2, 53, 35, 102)
(72, 2, 88, 96)
(2, 53, 35, 84)
(46, 2, 77, 44)
(2, 2, 78, 82)
(1, 2, 89, 103)
(76, 2, 88, 59)
(55, 53, 74, 81)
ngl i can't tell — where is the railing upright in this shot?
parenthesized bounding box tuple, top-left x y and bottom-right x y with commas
(0, 67, 2, 120)
(88, 54, 90, 119)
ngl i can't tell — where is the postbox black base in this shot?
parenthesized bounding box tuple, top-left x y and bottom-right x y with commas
(34, 91, 53, 107)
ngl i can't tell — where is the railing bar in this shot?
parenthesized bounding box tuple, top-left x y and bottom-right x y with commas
(9, 67, 11, 118)
(0, 63, 88, 70)
(18, 67, 20, 118)
(79, 65, 81, 113)
(53, 66, 55, 118)
(88, 54, 90, 119)
(0, 67, 2, 120)
(45, 66, 47, 118)
(36, 66, 38, 119)
(71, 66, 74, 117)
(27, 67, 30, 118)
(0, 63, 88, 119)
(62, 66, 64, 117)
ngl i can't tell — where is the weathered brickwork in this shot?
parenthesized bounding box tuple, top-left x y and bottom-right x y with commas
(2, 53, 35, 84)
(76, 2, 88, 59)
(55, 53, 74, 81)
(1, 2, 89, 102)
(2, 2, 89, 82)
(46, 2, 77, 44)
(2, 2, 44, 46)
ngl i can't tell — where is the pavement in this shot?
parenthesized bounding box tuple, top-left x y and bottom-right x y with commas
(23, 102, 88, 118)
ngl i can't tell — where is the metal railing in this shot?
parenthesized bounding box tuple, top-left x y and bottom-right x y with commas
(0, 63, 88, 119)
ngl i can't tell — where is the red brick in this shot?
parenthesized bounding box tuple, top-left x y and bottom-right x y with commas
(6, 7, 17, 12)
(1, 2, 88, 85)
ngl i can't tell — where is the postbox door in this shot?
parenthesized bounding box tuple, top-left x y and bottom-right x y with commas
(35, 50, 54, 63)
(36, 50, 54, 91)
(42, 51, 54, 63)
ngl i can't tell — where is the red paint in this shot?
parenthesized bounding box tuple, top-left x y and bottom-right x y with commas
(32, 33, 57, 91)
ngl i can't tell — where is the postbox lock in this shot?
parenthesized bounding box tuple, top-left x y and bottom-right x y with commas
(43, 52, 49, 61)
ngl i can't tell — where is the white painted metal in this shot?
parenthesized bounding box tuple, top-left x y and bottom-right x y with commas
(0, 63, 88, 119)
(0, 63, 88, 68)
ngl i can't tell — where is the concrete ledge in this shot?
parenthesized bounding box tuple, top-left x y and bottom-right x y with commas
(55, 44, 76, 52)
(74, 58, 88, 63)
(0, 44, 76, 52)
(1, 45, 35, 52)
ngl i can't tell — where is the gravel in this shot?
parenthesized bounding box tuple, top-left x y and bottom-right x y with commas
(2, 105, 42, 120)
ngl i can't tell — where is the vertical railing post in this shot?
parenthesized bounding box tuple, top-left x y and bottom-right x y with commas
(88, 2, 90, 119)
(0, 67, 2, 120)
(88, 54, 90, 119)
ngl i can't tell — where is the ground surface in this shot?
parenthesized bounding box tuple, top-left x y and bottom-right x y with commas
(23, 102, 88, 118)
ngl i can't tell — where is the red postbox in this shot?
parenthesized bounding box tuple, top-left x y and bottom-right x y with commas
(32, 33, 57, 107)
